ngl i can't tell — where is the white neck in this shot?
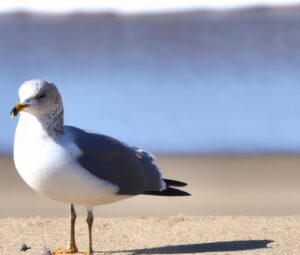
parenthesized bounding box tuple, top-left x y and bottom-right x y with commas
(17, 110, 64, 139)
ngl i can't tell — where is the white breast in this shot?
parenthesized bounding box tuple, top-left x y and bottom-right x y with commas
(14, 113, 128, 206)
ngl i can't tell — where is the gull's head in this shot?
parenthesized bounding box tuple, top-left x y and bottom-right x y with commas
(11, 80, 63, 118)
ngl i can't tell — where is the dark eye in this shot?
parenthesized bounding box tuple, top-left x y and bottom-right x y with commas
(36, 93, 47, 100)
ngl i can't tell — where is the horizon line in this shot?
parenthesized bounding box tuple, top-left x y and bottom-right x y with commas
(0, 2, 299, 15)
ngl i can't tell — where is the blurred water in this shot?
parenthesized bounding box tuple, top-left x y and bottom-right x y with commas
(1, 10, 300, 153)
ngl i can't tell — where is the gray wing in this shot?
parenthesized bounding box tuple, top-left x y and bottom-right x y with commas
(65, 126, 165, 195)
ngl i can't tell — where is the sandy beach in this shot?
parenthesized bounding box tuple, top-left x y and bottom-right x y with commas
(2, 155, 300, 217)
(2, 5, 300, 255)
(2, 155, 300, 254)
(1, 215, 300, 254)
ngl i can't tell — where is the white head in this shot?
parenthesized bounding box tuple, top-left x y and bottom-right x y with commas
(11, 80, 64, 135)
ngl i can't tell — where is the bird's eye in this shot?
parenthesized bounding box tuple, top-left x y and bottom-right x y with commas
(36, 93, 47, 100)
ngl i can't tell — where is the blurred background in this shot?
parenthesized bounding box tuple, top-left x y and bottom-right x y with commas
(1, 0, 300, 217)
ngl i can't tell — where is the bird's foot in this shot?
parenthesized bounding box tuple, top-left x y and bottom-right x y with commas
(52, 247, 79, 254)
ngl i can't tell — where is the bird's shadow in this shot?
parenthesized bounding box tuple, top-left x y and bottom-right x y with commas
(96, 239, 273, 254)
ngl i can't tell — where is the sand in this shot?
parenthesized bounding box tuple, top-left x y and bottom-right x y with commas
(1, 215, 300, 254)
(2, 154, 300, 217)
(2, 155, 300, 254)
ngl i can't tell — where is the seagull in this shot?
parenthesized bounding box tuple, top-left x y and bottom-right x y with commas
(11, 80, 190, 255)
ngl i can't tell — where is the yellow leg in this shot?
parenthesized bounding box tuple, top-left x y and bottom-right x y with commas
(52, 204, 79, 254)
(68, 204, 78, 252)
(86, 210, 94, 255)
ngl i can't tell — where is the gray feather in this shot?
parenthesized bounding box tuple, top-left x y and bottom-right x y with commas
(65, 126, 164, 195)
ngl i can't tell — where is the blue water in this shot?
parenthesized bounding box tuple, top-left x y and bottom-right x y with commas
(1, 11, 300, 153)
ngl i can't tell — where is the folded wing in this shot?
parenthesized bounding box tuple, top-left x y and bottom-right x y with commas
(66, 126, 165, 195)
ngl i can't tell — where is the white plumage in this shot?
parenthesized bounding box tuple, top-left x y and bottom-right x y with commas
(14, 111, 128, 206)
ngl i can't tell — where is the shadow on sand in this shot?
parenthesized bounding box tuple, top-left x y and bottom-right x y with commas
(103, 239, 273, 254)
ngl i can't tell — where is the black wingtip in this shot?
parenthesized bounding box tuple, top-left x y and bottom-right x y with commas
(143, 187, 191, 197)
(163, 178, 188, 187)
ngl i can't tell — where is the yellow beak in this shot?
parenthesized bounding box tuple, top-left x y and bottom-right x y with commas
(10, 102, 28, 118)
